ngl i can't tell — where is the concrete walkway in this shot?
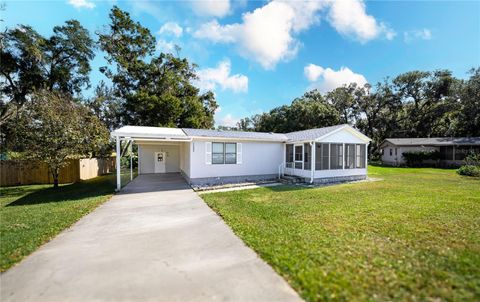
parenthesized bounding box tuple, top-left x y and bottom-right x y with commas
(1, 174, 301, 302)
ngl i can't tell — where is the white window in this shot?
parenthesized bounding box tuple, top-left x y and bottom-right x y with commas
(212, 143, 225, 164)
(212, 142, 237, 164)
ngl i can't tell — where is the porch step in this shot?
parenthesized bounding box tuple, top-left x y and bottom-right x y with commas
(280, 175, 305, 184)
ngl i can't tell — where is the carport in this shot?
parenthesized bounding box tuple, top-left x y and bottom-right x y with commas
(111, 126, 192, 190)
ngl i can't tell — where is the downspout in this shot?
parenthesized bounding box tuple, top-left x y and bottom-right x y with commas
(310, 141, 315, 184)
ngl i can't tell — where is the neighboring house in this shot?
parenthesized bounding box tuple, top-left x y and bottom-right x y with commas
(111, 124, 371, 190)
(380, 137, 480, 166)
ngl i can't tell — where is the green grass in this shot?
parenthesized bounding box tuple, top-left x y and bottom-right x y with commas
(0, 172, 135, 272)
(202, 166, 480, 301)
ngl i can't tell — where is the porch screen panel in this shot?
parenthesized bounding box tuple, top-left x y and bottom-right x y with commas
(286, 144, 294, 168)
(321, 144, 329, 170)
(330, 144, 343, 169)
(315, 143, 321, 170)
(304, 143, 311, 170)
(345, 144, 355, 169)
(356, 144, 366, 168)
(315, 143, 329, 170)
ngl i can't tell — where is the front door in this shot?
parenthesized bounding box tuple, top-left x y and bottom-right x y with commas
(154, 152, 166, 173)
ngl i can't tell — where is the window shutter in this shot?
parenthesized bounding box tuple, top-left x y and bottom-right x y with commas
(205, 142, 212, 165)
(237, 143, 242, 164)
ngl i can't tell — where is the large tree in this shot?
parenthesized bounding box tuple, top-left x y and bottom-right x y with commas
(16, 90, 109, 188)
(237, 68, 479, 159)
(0, 20, 95, 124)
(97, 6, 217, 128)
(454, 68, 480, 136)
(251, 90, 339, 133)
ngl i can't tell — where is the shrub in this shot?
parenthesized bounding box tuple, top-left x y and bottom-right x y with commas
(402, 150, 440, 167)
(464, 152, 480, 167)
(457, 165, 480, 177)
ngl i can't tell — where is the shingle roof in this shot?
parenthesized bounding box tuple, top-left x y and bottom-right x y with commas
(112, 124, 370, 142)
(182, 128, 288, 141)
(285, 124, 347, 141)
(384, 137, 480, 146)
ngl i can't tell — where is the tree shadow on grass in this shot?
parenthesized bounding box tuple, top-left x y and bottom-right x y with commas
(6, 176, 117, 207)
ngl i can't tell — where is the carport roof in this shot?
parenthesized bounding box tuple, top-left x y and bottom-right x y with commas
(112, 126, 188, 139)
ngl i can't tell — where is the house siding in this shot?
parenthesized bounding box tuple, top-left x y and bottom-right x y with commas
(188, 140, 283, 181)
(381, 144, 438, 165)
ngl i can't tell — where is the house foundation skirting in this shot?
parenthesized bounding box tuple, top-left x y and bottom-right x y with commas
(310, 174, 366, 184)
(188, 174, 278, 186)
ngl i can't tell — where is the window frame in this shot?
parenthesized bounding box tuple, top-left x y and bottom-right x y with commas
(294, 144, 303, 169)
(225, 143, 237, 164)
(212, 142, 237, 165)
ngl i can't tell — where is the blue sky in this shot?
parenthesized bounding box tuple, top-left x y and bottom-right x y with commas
(2, 0, 479, 126)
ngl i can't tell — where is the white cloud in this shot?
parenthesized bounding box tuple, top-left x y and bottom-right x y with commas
(194, 0, 393, 69)
(304, 63, 324, 82)
(67, 0, 95, 9)
(191, 0, 231, 18)
(220, 113, 240, 127)
(158, 22, 183, 37)
(196, 60, 248, 93)
(194, 1, 322, 69)
(327, 0, 395, 42)
(156, 39, 177, 53)
(404, 29, 432, 43)
(304, 64, 368, 93)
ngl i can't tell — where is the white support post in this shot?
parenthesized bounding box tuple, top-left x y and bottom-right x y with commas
(130, 140, 133, 181)
(310, 141, 315, 183)
(342, 143, 345, 169)
(116, 136, 121, 191)
(365, 143, 369, 171)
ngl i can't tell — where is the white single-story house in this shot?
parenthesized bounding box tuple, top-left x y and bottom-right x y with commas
(111, 124, 371, 190)
(380, 137, 480, 166)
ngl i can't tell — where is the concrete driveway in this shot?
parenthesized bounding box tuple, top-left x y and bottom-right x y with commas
(1, 174, 301, 302)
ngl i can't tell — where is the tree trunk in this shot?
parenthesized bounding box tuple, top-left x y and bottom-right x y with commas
(52, 168, 59, 188)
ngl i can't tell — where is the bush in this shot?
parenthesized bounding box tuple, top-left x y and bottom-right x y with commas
(402, 150, 440, 167)
(464, 152, 480, 167)
(457, 165, 480, 177)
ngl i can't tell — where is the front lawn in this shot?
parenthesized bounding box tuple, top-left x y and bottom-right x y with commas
(0, 172, 134, 272)
(202, 166, 480, 301)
